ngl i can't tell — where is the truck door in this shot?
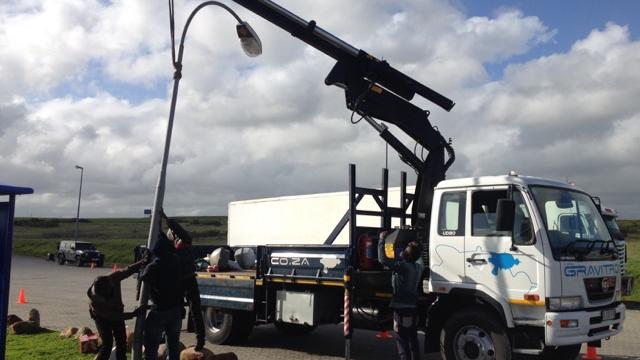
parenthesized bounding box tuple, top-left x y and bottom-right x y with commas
(430, 190, 466, 284)
(464, 188, 544, 306)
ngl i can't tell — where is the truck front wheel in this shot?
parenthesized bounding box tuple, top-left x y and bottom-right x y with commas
(440, 307, 511, 360)
(204, 307, 253, 345)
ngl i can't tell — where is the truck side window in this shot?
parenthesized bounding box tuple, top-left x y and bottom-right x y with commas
(472, 190, 507, 236)
(471, 190, 534, 243)
(438, 192, 466, 236)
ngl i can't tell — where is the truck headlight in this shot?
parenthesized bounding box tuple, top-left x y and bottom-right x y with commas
(615, 290, 622, 301)
(548, 296, 582, 311)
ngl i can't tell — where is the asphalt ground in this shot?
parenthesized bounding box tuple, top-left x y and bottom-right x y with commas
(7, 255, 640, 359)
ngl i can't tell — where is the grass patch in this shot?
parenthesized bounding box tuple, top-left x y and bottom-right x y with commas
(5, 331, 94, 360)
(12, 216, 228, 265)
(620, 220, 639, 302)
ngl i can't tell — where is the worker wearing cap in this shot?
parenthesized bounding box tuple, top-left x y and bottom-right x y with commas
(160, 209, 206, 351)
(378, 232, 424, 360)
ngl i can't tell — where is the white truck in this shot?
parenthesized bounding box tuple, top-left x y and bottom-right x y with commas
(600, 207, 634, 295)
(198, 171, 625, 359)
(151, 1, 626, 358)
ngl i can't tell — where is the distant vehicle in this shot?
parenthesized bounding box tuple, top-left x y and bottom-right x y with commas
(57, 240, 104, 267)
(601, 207, 634, 295)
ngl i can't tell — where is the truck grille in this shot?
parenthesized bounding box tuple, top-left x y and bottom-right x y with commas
(584, 277, 615, 302)
(615, 242, 625, 275)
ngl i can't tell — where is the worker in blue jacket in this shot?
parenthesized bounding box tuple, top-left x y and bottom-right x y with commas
(378, 231, 424, 360)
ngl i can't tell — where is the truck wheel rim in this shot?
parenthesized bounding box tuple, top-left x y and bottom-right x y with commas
(454, 325, 495, 360)
(206, 309, 225, 333)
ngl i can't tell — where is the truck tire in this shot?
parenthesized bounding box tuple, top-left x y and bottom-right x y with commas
(57, 254, 65, 265)
(541, 344, 581, 359)
(274, 322, 316, 336)
(204, 307, 253, 345)
(440, 306, 511, 360)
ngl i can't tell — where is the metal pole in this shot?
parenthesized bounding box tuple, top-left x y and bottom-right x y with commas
(130, 67, 180, 360)
(131, 3, 251, 359)
(74, 165, 83, 241)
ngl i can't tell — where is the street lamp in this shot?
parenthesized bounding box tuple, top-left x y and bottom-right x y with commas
(131, 2, 262, 359)
(74, 165, 83, 241)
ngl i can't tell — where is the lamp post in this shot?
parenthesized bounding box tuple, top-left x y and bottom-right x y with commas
(74, 165, 83, 241)
(131, 2, 261, 359)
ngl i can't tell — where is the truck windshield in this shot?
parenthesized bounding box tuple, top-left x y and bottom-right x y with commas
(530, 186, 614, 260)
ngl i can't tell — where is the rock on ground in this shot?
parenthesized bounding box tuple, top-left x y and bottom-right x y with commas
(9, 321, 41, 335)
(28, 308, 40, 326)
(158, 341, 186, 360)
(59, 326, 78, 338)
(6, 314, 22, 327)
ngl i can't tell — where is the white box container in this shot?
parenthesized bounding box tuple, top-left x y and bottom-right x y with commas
(275, 290, 315, 325)
(227, 187, 413, 247)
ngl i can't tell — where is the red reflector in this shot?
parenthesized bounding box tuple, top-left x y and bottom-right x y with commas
(524, 294, 540, 301)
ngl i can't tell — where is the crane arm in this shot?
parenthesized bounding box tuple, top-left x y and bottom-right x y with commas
(230, 0, 456, 234)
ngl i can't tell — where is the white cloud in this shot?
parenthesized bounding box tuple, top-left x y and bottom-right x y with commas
(1, 0, 638, 219)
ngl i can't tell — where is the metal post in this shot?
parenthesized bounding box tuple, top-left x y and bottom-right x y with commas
(343, 267, 353, 360)
(348, 164, 356, 255)
(131, 3, 259, 359)
(131, 68, 180, 360)
(0, 185, 33, 360)
(400, 171, 407, 226)
(74, 165, 83, 241)
(381, 168, 389, 229)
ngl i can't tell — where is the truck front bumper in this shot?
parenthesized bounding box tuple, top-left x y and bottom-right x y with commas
(545, 303, 625, 346)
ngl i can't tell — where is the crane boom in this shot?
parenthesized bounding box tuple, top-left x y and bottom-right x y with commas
(230, 0, 455, 237)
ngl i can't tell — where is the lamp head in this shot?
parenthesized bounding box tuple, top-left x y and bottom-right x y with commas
(236, 21, 262, 57)
(75, 165, 83, 170)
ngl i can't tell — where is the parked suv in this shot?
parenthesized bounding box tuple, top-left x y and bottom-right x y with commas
(57, 240, 104, 267)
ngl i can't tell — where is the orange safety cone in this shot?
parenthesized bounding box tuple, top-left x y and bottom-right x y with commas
(16, 288, 26, 304)
(582, 345, 602, 360)
(375, 330, 393, 339)
(112, 263, 118, 272)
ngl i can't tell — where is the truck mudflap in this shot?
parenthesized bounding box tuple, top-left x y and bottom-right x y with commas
(197, 274, 255, 311)
(545, 303, 625, 346)
(259, 245, 350, 282)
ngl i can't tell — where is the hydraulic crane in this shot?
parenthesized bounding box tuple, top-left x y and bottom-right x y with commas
(230, 0, 456, 240)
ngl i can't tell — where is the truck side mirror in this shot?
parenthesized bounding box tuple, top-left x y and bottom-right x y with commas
(495, 199, 517, 251)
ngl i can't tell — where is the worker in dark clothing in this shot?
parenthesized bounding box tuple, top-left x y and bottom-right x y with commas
(378, 232, 424, 360)
(160, 209, 206, 351)
(141, 231, 183, 360)
(87, 258, 148, 360)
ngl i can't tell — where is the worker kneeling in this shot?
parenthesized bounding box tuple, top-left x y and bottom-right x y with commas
(378, 231, 424, 360)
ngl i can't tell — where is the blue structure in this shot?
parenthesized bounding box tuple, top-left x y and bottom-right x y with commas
(0, 184, 33, 359)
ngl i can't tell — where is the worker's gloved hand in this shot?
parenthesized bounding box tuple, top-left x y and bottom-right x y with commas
(133, 305, 149, 317)
(195, 337, 205, 351)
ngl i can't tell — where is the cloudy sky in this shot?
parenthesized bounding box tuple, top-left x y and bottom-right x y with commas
(1, 0, 639, 218)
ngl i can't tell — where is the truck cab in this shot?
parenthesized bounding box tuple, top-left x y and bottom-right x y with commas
(428, 173, 625, 358)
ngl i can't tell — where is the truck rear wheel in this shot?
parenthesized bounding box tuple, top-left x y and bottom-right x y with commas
(541, 344, 581, 359)
(204, 307, 253, 345)
(440, 307, 511, 360)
